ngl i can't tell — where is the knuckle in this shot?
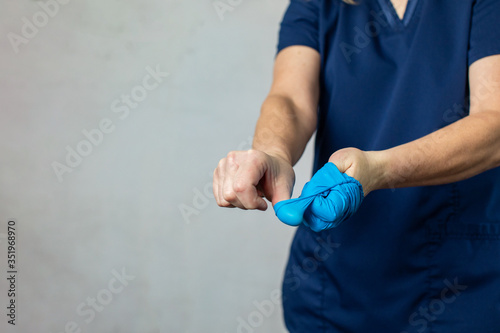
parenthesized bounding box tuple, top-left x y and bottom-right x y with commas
(226, 153, 241, 169)
(217, 158, 226, 170)
(247, 150, 266, 167)
(232, 180, 247, 193)
(227, 151, 237, 160)
(246, 149, 261, 160)
(222, 188, 237, 202)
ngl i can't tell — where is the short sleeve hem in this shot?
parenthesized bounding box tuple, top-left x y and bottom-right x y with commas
(276, 0, 320, 55)
(468, 48, 500, 67)
(277, 40, 320, 55)
(468, 0, 500, 66)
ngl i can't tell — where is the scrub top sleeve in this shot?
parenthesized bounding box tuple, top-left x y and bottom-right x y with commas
(277, 0, 320, 54)
(468, 0, 500, 66)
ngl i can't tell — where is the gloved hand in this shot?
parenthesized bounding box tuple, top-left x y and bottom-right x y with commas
(273, 162, 364, 232)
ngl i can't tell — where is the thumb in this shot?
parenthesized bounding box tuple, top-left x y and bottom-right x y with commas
(271, 181, 293, 206)
(328, 149, 352, 174)
(262, 152, 295, 206)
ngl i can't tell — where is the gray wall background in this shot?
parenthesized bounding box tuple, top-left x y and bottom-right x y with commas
(0, 1, 315, 332)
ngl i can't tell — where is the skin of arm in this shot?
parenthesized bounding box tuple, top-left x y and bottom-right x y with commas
(213, 46, 320, 210)
(252, 46, 320, 166)
(333, 54, 500, 195)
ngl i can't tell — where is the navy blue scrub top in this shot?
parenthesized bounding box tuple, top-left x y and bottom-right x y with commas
(277, 1, 500, 332)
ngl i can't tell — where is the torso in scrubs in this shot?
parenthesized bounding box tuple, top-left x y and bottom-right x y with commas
(278, 0, 500, 332)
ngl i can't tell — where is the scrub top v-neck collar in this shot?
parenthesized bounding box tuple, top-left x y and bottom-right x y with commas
(376, 0, 419, 29)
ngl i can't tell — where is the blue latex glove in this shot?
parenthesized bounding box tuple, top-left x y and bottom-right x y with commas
(273, 163, 364, 232)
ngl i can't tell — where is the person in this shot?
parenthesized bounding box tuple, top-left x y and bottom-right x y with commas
(213, 0, 500, 331)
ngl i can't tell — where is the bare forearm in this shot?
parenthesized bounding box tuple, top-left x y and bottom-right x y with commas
(252, 94, 317, 166)
(377, 111, 500, 189)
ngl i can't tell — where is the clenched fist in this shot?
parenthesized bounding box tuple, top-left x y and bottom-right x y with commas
(213, 150, 295, 211)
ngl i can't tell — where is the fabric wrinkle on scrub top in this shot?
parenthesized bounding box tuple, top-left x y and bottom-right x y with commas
(277, 0, 500, 332)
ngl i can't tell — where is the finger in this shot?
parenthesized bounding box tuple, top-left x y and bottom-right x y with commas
(274, 197, 313, 226)
(328, 151, 350, 174)
(217, 158, 234, 208)
(222, 155, 244, 208)
(271, 180, 293, 206)
(233, 161, 268, 210)
(214, 160, 226, 207)
(213, 167, 221, 206)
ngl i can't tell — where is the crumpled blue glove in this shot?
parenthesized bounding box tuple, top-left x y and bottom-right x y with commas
(273, 162, 364, 232)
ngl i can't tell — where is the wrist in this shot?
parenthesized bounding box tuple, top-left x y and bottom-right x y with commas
(363, 150, 391, 194)
(367, 149, 394, 192)
(251, 146, 293, 166)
